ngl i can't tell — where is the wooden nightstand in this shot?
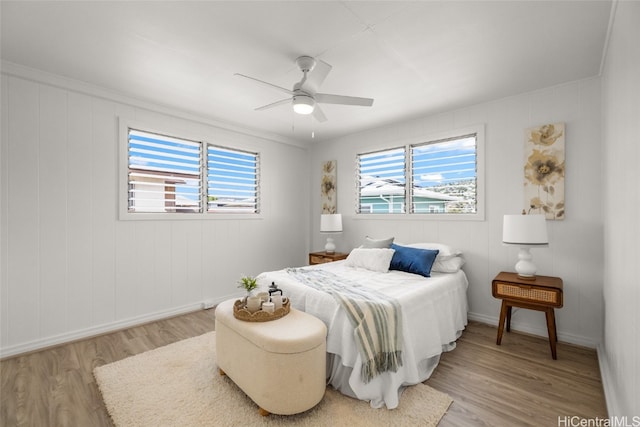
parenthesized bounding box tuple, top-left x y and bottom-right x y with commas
(492, 271, 563, 359)
(308, 251, 348, 265)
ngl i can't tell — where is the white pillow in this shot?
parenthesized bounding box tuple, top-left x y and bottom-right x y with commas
(403, 243, 462, 260)
(344, 248, 395, 272)
(432, 256, 465, 273)
(402, 242, 465, 273)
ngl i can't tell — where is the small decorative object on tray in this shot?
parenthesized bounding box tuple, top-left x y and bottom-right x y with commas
(237, 275, 258, 295)
(233, 297, 290, 322)
(233, 280, 291, 322)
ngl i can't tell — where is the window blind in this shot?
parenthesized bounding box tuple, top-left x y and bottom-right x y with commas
(207, 145, 259, 213)
(128, 129, 202, 213)
(357, 147, 406, 214)
(410, 134, 477, 214)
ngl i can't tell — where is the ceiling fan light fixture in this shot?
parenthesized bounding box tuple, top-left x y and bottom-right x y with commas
(293, 95, 315, 115)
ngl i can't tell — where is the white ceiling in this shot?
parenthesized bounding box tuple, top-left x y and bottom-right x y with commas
(1, 1, 612, 144)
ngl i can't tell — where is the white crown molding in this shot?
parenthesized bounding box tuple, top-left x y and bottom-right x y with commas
(599, 0, 618, 76)
(0, 60, 309, 150)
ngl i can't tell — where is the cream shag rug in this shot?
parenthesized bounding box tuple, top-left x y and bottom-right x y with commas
(94, 332, 452, 426)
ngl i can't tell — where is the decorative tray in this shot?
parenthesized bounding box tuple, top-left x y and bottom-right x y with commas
(233, 298, 290, 322)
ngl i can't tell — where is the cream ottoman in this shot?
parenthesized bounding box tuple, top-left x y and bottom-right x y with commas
(215, 298, 327, 416)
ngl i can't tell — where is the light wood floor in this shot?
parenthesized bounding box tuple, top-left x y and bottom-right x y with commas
(426, 322, 608, 426)
(1, 311, 607, 426)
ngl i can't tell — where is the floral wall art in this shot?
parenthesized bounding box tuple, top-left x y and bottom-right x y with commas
(524, 123, 565, 220)
(321, 160, 337, 213)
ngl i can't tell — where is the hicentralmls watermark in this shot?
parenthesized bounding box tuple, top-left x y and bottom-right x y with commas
(558, 416, 640, 427)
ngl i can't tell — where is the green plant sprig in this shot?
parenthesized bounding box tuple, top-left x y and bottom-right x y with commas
(237, 275, 258, 293)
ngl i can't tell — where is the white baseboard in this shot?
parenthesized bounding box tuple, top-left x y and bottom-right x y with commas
(0, 295, 238, 359)
(467, 311, 599, 349)
(596, 344, 621, 417)
(467, 311, 497, 326)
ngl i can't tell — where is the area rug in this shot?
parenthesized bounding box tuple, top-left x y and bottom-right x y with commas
(94, 332, 452, 426)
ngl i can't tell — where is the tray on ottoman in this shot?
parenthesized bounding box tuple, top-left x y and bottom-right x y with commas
(233, 298, 290, 322)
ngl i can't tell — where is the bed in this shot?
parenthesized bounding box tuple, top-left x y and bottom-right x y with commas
(255, 242, 468, 410)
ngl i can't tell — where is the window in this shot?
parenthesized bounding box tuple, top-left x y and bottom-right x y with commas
(207, 145, 259, 213)
(125, 127, 259, 216)
(357, 147, 406, 214)
(128, 130, 202, 213)
(410, 134, 477, 214)
(356, 126, 483, 219)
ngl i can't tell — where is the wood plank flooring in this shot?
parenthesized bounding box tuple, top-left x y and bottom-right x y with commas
(0, 311, 607, 426)
(426, 322, 608, 426)
(1, 309, 216, 427)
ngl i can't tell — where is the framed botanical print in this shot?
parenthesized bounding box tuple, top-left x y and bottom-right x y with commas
(524, 123, 565, 220)
(321, 160, 337, 214)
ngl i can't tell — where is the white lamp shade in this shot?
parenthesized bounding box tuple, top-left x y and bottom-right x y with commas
(502, 214, 549, 246)
(320, 214, 342, 233)
(502, 214, 548, 278)
(293, 95, 315, 115)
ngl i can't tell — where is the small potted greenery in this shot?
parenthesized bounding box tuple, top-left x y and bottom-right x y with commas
(237, 275, 258, 296)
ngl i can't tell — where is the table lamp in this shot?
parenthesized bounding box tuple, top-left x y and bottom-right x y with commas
(320, 214, 342, 254)
(502, 214, 548, 279)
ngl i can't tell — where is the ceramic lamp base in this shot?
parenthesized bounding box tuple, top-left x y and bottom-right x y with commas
(324, 237, 335, 254)
(515, 247, 537, 279)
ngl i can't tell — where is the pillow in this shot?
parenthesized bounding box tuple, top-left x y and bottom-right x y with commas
(402, 242, 465, 273)
(432, 256, 465, 273)
(389, 244, 439, 277)
(344, 248, 395, 273)
(403, 242, 461, 260)
(361, 236, 394, 249)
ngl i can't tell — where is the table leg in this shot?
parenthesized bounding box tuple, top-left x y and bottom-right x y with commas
(497, 300, 508, 345)
(545, 308, 558, 360)
(506, 305, 512, 332)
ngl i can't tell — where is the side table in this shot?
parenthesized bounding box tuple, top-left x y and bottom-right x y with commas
(492, 271, 563, 359)
(308, 251, 348, 265)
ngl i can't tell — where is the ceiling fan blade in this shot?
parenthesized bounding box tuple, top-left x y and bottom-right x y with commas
(234, 73, 293, 95)
(255, 98, 292, 111)
(313, 105, 327, 123)
(315, 93, 374, 107)
(300, 60, 332, 94)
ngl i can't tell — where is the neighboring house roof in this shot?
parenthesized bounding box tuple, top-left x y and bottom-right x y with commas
(175, 195, 199, 207)
(360, 177, 460, 201)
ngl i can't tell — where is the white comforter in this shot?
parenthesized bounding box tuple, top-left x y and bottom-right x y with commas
(256, 261, 468, 409)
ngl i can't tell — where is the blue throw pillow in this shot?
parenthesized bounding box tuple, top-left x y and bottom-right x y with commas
(389, 244, 439, 278)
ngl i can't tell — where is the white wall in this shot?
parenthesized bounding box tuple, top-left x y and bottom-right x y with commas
(600, 0, 640, 417)
(0, 68, 310, 357)
(311, 77, 603, 348)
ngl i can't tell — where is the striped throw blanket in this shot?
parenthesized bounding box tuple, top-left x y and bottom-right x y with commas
(286, 268, 403, 383)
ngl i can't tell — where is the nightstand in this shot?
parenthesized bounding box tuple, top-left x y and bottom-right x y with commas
(308, 251, 349, 265)
(492, 271, 563, 359)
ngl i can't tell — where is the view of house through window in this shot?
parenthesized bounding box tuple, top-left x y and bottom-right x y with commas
(127, 129, 259, 214)
(357, 133, 478, 215)
(358, 147, 406, 213)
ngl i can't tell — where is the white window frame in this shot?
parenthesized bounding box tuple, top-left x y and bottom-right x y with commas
(355, 124, 485, 221)
(119, 119, 262, 220)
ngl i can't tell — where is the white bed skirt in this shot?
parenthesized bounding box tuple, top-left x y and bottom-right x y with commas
(326, 337, 460, 408)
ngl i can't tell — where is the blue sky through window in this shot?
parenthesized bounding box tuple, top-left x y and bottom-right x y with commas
(412, 136, 476, 188)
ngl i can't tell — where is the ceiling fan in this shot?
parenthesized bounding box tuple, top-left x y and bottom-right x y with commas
(235, 56, 374, 123)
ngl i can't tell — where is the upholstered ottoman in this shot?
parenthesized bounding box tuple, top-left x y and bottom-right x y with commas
(215, 298, 327, 416)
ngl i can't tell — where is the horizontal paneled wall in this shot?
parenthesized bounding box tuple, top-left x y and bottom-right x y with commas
(311, 77, 603, 348)
(0, 71, 310, 357)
